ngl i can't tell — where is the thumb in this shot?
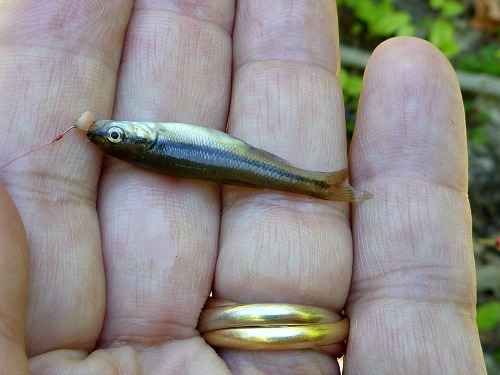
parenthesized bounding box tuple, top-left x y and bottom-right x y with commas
(0, 184, 29, 373)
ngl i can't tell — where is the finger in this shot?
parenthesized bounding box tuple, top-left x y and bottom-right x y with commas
(215, 1, 347, 373)
(0, 0, 131, 356)
(0, 185, 29, 374)
(95, 0, 232, 371)
(346, 37, 485, 373)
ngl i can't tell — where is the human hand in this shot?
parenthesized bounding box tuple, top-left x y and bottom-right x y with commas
(0, 1, 486, 374)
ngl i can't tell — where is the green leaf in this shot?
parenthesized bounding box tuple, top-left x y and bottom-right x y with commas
(495, 349, 500, 363)
(371, 12, 412, 36)
(457, 45, 500, 76)
(477, 302, 500, 331)
(339, 68, 349, 88)
(441, 2, 466, 17)
(339, 68, 363, 99)
(469, 126, 488, 145)
(430, 0, 443, 7)
(430, 0, 465, 17)
(339, 0, 414, 37)
(351, 22, 363, 36)
(396, 24, 416, 37)
(428, 19, 461, 57)
(355, 1, 381, 24)
(346, 75, 363, 97)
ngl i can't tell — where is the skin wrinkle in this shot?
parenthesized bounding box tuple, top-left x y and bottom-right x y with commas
(0, 1, 132, 69)
(219, 350, 337, 375)
(363, 173, 468, 202)
(405, 191, 418, 259)
(116, 11, 230, 126)
(132, 0, 234, 33)
(223, 187, 348, 218)
(4, 173, 94, 209)
(98, 320, 192, 349)
(367, 183, 470, 264)
(220, 201, 351, 307)
(131, 7, 231, 37)
(352, 58, 463, 184)
(0, 46, 116, 124)
(298, 233, 345, 303)
(361, 305, 426, 372)
(234, 59, 340, 113)
(233, 1, 337, 72)
(352, 264, 474, 306)
(358, 301, 474, 374)
(98, 161, 220, 358)
(351, 183, 475, 319)
(230, 61, 346, 171)
(226, 197, 345, 237)
(246, 227, 286, 296)
(430, 316, 468, 373)
(1, 93, 106, 208)
(404, 313, 426, 361)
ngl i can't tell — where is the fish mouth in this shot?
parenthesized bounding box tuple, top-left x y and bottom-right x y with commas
(87, 130, 107, 146)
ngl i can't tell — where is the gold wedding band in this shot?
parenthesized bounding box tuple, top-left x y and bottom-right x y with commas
(198, 303, 349, 351)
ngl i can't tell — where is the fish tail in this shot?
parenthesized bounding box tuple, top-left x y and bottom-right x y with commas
(319, 168, 372, 202)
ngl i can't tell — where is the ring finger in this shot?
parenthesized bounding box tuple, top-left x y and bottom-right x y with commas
(214, 1, 351, 373)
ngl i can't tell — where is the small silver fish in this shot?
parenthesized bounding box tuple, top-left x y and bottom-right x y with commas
(87, 120, 371, 202)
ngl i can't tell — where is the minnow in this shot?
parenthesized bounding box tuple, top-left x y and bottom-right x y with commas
(72, 112, 371, 201)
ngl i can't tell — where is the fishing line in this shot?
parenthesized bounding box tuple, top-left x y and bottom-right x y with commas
(0, 112, 94, 170)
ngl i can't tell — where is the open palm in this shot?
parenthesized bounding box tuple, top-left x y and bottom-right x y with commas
(0, 1, 485, 374)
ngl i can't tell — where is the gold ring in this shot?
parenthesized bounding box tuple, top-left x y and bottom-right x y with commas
(198, 303, 349, 351)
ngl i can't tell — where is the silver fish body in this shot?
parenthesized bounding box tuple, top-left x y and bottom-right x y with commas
(87, 120, 371, 201)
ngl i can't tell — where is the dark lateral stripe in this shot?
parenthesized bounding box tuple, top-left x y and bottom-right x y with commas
(154, 137, 327, 188)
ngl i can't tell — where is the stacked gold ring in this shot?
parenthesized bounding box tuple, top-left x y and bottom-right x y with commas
(198, 303, 349, 351)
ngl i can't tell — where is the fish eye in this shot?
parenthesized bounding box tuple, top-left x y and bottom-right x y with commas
(107, 127, 124, 143)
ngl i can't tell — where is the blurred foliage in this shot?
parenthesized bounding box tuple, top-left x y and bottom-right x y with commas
(465, 98, 492, 145)
(426, 0, 465, 57)
(429, 0, 465, 17)
(338, 0, 500, 140)
(337, 0, 472, 139)
(426, 18, 461, 57)
(337, 0, 465, 57)
(468, 121, 489, 144)
(477, 301, 500, 331)
(337, 0, 415, 37)
(339, 67, 363, 136)
(457, 45, 500, 76)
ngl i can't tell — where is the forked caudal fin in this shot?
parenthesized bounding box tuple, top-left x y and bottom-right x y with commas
(321, 168, 372, 202)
